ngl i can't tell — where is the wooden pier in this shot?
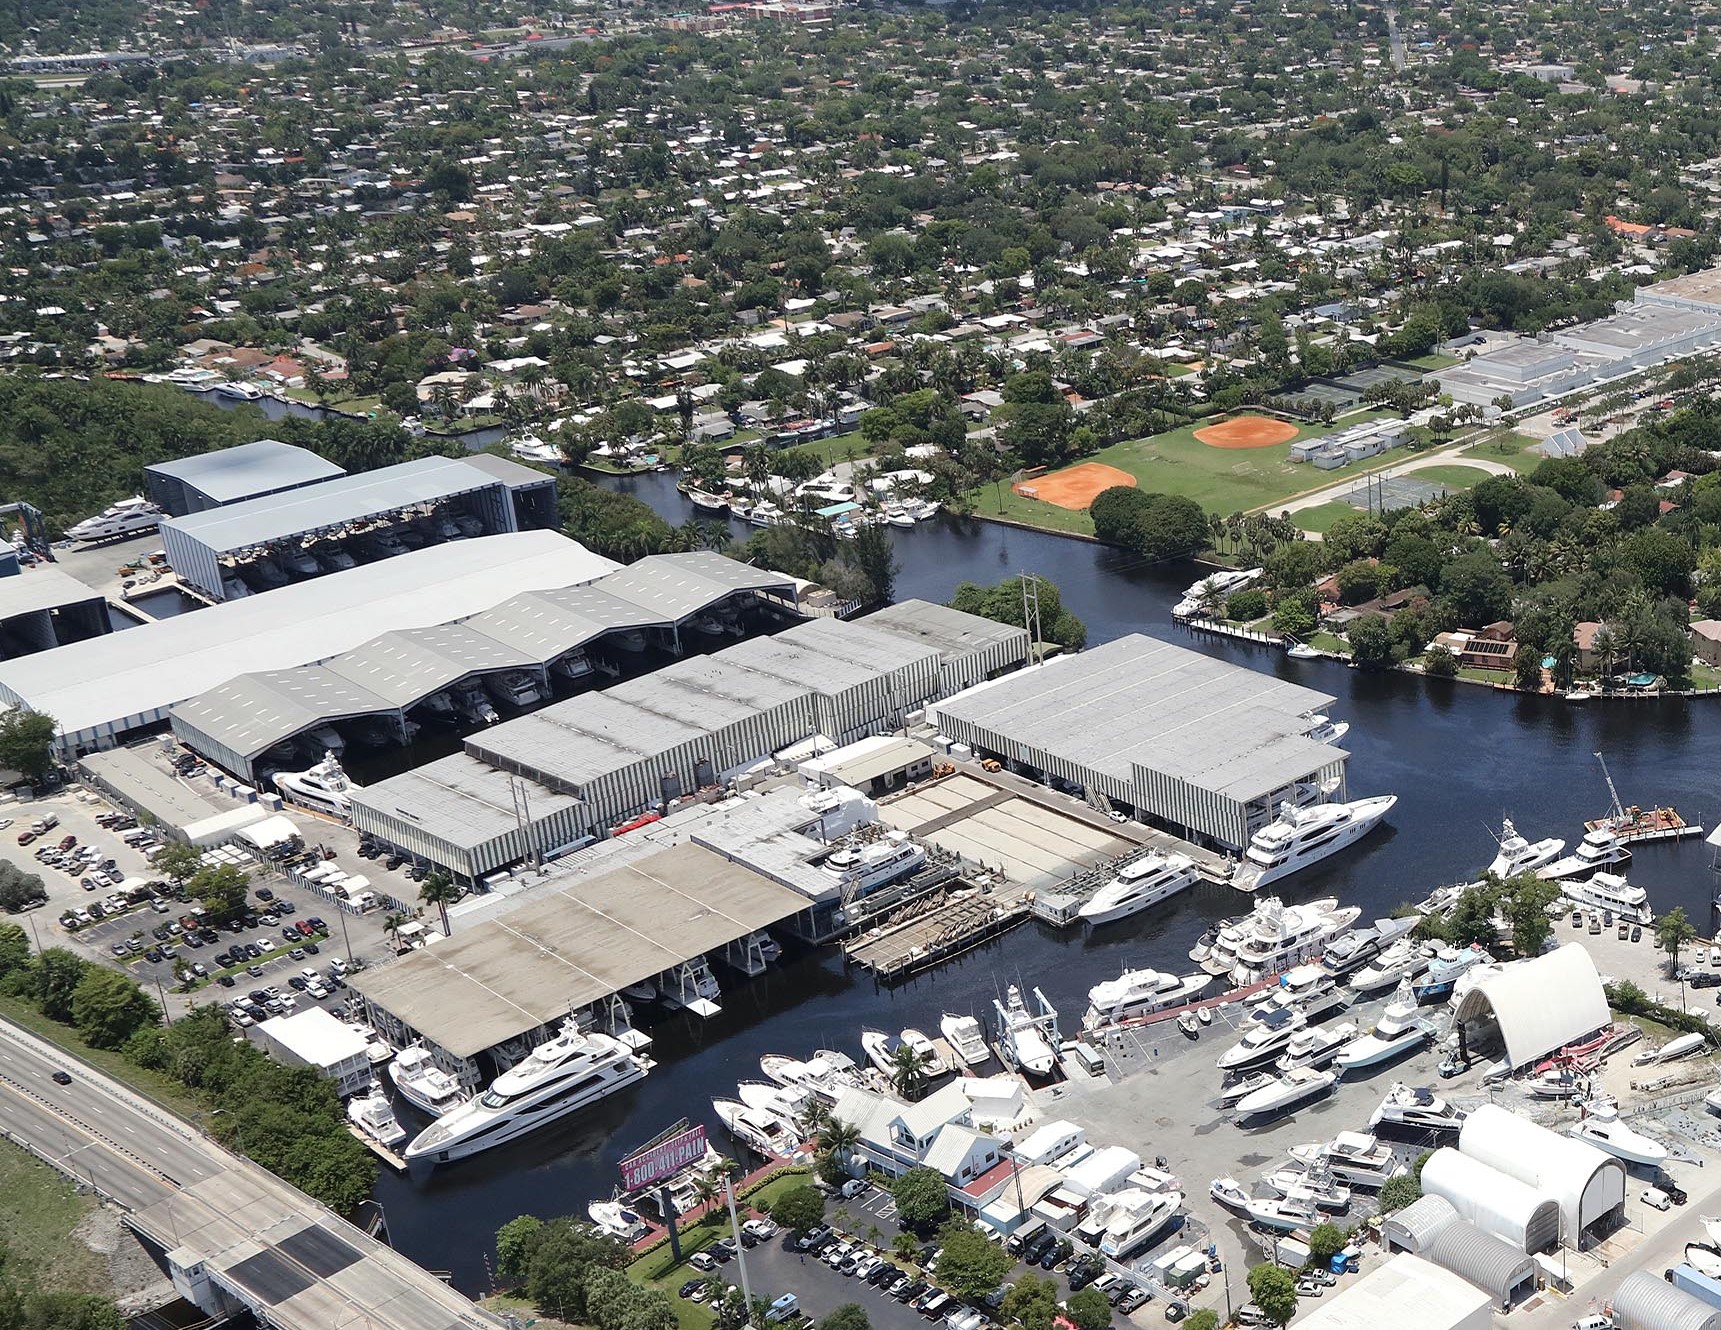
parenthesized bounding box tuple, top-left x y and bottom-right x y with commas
(347, 1124, 407, 1171)
(844, 888, 1033, 981)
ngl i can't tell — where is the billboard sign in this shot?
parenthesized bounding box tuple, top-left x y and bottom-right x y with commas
(620, 1124, 707, 1191)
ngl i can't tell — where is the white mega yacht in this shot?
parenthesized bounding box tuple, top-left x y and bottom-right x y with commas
(66, 497, 164, 543)
(1349, 939, 1430, 994)
(273, 751, 363, 818)
(1560, 871, 1652, 924)
(1196, 896, 1363, 983)
(1537, 827, 1631, 881)
(1233, 796, 1398, 891)
(1077, 851, 1199, 927)
(1486, 819, 1565, 878)
(1334, 997, 1432, 1071)
(1082, 968, 1213, 1030)
(404, 1024, 651, 1164)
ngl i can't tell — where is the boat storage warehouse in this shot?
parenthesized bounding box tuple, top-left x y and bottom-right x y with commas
(928, 635, 1346, 852)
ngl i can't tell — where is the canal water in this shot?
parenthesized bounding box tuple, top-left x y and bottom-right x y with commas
(375, 470, 1721, 1291)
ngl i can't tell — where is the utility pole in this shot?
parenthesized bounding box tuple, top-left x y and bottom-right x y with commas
(724, 1174, 756, 1323)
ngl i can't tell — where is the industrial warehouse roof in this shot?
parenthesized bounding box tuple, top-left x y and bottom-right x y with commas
(1453, 944, 1610, 1070)
(349, 753, 584, 854)
(168, 553, 797, 767)
(158, 456, 535, 555)
(932, 635, 1342, 802)
(349, 843, 806, 1057)
(1289, 1254, 1491, 1330)
(0, 532, 617, 749)
(144, 439, 346, 503)
(745, 616, 946, 687)
(597, 551, 797, 622)
(0, 565, 105, 620)
(1613, 1271, 1721, 1330)
(861, 599, 1032, 663)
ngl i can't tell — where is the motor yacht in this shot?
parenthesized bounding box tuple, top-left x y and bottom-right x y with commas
(1349, 939, 1430, 994)
(66, 497, 163, 543)
(1198, 896, 1363, 983)
(1304, 715, 1350, 745)
(1234, 1067, 1338, 1121)
(657, 959, 720, 1011)
(1172, 567, 1262, 618)
(1216, 1071, 1277, 1108)
(900, 1028, 947, 1076)
(553, 651, 595, 682)
(346, 1083, 407, 1149)
(416, 691, 460, 724)
(737, 1080, 818, 1127)
(1274, 1022, 1358, 1074)
(453, 682, 500, 725)
(1217, 1007, 1308, 1073)
(1569, 1101, 1668, 1167)
(1412, 945, 1489, 1004)
(1486, 819, 1565, 878)
(860, 1029, 898, 1076)
(1083, 968, 1213, 1031)
(485, 670, 546, 708)
(687, 489, 731, 515)
(388, 1045, 470, 1118)
(405, 1026, 651, 1164)
(1538, 828, 1631, 881)
(1097, 1189, 1183, 1259)
(713, 1098, 799, 1157)
(939, 1014, 992, 1068)
(1528, 1067, 1585, 1100)
(1243, 1191, 1323, 1231)
(993, 985, 1057, 1077)
(1233, 796, 1398, 892)
(588, 1199, 650, 1241)
(1369, 1083, 1466, 1133)
(273, 752, 362, 818)
(1334, 998, 1431, 1071)
(1320, 916, 1418, 980)
(822, 837, 926, 897)
(1560, 871, 1652, 924)
(1253, 965, 1348, 1024)
(1264, 1163, 1351, 1211)
(215, 380, 266, 400)
(1077, 851, 1199, 926)
(1289, 1131, 1401, 1188)
(1285, 642, 1321, 660)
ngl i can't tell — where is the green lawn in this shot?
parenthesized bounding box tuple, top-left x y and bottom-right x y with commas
(1405, 352, 1461, 371)
(1406, 464, 1500, 492)
(1690, 661, 1721, 691)
(0, 1137, 111, 1298)
(1293, 501, 1360, 534)
(781, 431, 873, 469)
(1309, 631, 1348, 654)
(1459, 432, 1544, 474)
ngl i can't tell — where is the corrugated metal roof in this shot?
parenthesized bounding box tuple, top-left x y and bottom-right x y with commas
(1420, 1221, 1536, 1302)
(863, 599, 1031, 663)
(0, 565, 104, 620)
(328, 625, 536, 707)
(597, 550, 796, 621)
(172, 668, 393, 760)
(463, 585, 669, 658)
(349, 753, 583, 853)
(1614, 1271, 1721, 1330)
(144, 439, 346, 503)
(1382, 1193, 1460, 1253)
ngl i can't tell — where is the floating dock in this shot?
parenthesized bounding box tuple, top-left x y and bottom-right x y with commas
(347, 1124, 407, 1171)
(844, 887, 1032, 981)
(1585, 806, 1702, 845)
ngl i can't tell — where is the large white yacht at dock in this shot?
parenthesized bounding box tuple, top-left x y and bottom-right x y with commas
(1232, 796, 1397, 892)
(404, 1023, 651, 1164)
(388, 1045, 469, 1118)
(1077, 851, 1199, 927)
(273, 751, 362, 818)
(1083, 968, 1213, 1031)
(1195, 896, 1362, 984)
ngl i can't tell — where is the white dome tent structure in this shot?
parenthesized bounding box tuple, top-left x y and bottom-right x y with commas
(1458, 1105, 1626, 1248)
(1452, 944, 1610, 1072)
(1418, 1148, 1562, 1253)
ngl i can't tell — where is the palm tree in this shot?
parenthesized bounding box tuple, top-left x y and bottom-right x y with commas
(887, 1042, 929, 1100)
(819, 1116, 860, 1175)
(382, 910, 411, 950)
(419, 870, 461, 936)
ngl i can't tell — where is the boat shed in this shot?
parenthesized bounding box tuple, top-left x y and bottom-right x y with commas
(928, 636, 1345, 851)
(143, 439, 347, 517)
(1457, 1104, 1625, 1247)
(860, 600, 1031, 693)
(0, 563, 111, 661)
(1384, 1195, 1538, 1308)
(1287, 1253, 1492, 1330)
(349, 843, 807, 1082)
(0, 532, 614, 755)
(1452, 944, 1611, 1071)
(1613, 1271, 1721, 1330)
(1418, 1148, 1562, 1252)
(157, 455, 559, 600)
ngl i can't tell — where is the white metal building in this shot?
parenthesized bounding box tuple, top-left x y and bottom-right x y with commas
(1614, 1271, 1721, 1330)
(256, 1007, 372, 1097)
(1287, 1253, 1492, 1330)
(929, 635, 1347, 851)
(144, 439, 347, 517)
(0, 532, 616, 755)
(0, 564, 111, 661)
(860, 600, 1031, 693)
(1453, 944, 1611, 1071)
(1457, 1104, 1626, 1247)
(1418, 1148, 1562, 1252)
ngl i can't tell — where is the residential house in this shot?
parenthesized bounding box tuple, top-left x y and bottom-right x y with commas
(1691, 620, 1721, 667)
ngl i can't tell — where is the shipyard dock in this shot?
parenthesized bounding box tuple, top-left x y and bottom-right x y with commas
(844, 884, 1034, 980)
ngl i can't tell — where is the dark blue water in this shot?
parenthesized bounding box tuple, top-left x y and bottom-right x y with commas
(377, 472, 1721, 1291)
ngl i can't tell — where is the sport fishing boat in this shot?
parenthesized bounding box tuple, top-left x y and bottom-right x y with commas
(1077, 851, 1199, 926)
(1335, 997, 1432, 1071)
(1304, 715, 1350, 745)
(1350, 939, 1430, 994)
(404, 1025, 651, 1164)
(940, 1013, 993, 1068)
(1369, 1083, 1466, 1134)
(1217, 1007, 1308, 1073)
(1569, 1100, 1668, 1167)
(993, 985, 1056, 1077)
(1232, 797, 1398, 892)
(346, 1082, 407, 1149)
(1234, 1067, 1338, 1121)
(1559, 871, 1652, 924)
(1412, 945, 1490, 1004)
(388, 1045, 470, 1118)
(1083, 968, 1214, 1030)
(1486, 819, 1565, 878)
(273, 751, 363, 818)
(1209, 1176, 1250, 1211)
(1198, 896, 1363, 983)
(1537, 828, 1631, 881)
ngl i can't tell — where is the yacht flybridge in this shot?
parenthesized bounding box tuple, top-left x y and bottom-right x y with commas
(1077, 851, 1199, 926)
(1083, 967, 1213, 1031)
(1233, 796, 1397, 892)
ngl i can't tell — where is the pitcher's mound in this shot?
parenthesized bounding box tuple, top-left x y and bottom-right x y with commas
(1195, 415, 1300, 449)
(1012, 462, 1137, 511)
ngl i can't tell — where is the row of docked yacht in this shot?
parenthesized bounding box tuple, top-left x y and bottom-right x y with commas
(1192, 895, 1362, 985)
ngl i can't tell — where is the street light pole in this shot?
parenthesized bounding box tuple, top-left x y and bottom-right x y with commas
(723, 1174, 756, 1325)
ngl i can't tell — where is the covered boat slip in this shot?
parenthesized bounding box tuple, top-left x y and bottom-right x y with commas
(350, 843, 806, 1065)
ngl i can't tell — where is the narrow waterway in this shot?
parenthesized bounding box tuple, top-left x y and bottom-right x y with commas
(374, 470, 1720, 1291)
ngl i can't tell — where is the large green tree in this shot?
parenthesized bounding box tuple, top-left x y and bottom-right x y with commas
(1246, 1263, 1298, 1327)
(70, 967, 159, 1049)
(770, 1184, 827, 1236)
(934, 1222, 1012, 1298)
(890, 1167, 950, 1234)
(0, 710, 56, 783)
